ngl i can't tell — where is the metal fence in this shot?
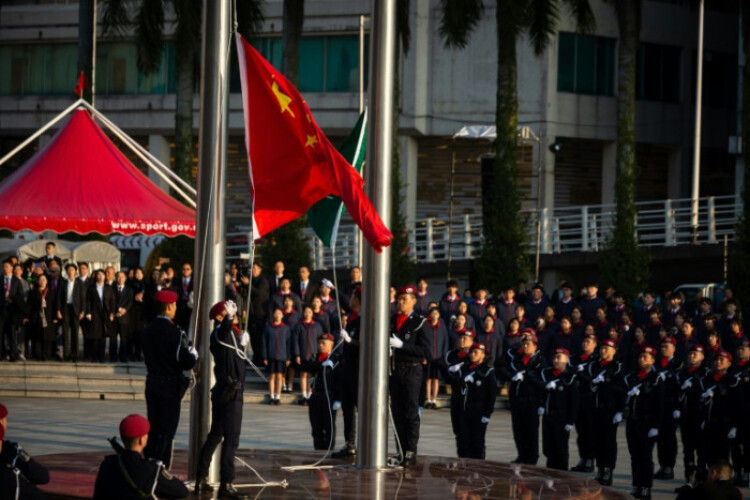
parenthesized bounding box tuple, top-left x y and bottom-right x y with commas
(226, 194, 742, 270)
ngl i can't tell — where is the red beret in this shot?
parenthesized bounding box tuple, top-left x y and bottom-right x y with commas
(601, 339, 618, 349)
(521, 327, 535, 336)
(640, 346, 657, 357)
(319, 333, 335, 342)
(0, 404, 7, 419)
(398, 285, 417, 296)
(554, 347, 570, 357)
(154, 290, 178, 304)
(740, 339, 750, 349)
(584, 333, 598, 341)
(661, 336, 677, 346)
(717, 350, 733, 362)
(461, 330, 476, 338)
(119, 414, 150, 439)
(689, 344, 705, 353)
(522, 332, 538, 344)
(209, 301, 226, 320)
(470, 342, 486, 351)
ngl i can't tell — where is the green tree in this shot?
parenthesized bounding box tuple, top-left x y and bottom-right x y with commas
(599, 0, 650, 301)
(439, 0, 594, 294)
(728, 5, 750, 309)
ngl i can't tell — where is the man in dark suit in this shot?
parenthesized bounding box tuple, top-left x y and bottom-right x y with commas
(249, 263, 270, 365)
(113, 271, 135, 362)
(175, 263, 193, 330)
(1, 259, 26, 361)
(296, 266, 317, 304)
(38, 241, 63, 271)
(85, 269, 116, 362)
(56, 263, 85, 361)
(268, 260, 286, 296)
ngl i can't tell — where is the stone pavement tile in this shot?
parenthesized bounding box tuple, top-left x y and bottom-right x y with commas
(3, 397, 749, 500)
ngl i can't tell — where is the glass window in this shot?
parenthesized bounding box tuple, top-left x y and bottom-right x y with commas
(557, 32, 615, 96)
(325, 36, 359, 92)
(299, 37, 325, 92)
(636, 43, 681, 102)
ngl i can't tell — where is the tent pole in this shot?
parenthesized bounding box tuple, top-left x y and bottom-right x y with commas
(0, 99, 85, 168)
(83, 102, 197, 195)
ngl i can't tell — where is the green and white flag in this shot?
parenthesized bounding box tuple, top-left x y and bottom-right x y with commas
(307, 109, 367, 247)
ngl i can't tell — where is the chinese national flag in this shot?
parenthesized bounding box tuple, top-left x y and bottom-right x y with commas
(235, 33, 393, 252)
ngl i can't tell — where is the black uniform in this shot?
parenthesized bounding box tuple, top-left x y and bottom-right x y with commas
(539, 366, 579, 470)
(570, 351, 599, 470)
(389, 311, 429, 455)
(732, 360, 750, 481)
(303, 351, 342, 450)
(585, 358, 626, 474)
(141, 316, 198, 468)
(94, 449, 188, 500)
(0, 439, 49, 500)
(449, 360, 497, 459)
(655, 356, 683, 475)
(196, 317, 247, 483)
(339, 312, 361, 450)
(699, 370, 742, 465)
(676, 364, 708, 474)
(624, 367, 665, 491)
(443, 347, 470, 456)
(499, 348, 545, 465)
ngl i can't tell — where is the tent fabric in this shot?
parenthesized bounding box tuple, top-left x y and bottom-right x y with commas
(453, 125, 496, 140)
(69, 241, 121, 266)
(0, 109, 196, 237)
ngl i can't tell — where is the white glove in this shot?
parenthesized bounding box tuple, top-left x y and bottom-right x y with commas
(729, 427, 737, 439)
(537, 407, 545, 416)
(545, 380, 557, 390)
(701, 388, 714, 400)
(628, 387, 640, 397)
(224, 300, 238, 319)
(240, 331, 250, 347)
(681, 379, 693, 390)
(448, 362, 464, 373)
(593, 373, 605, 384)
(612, 412, 623, 424)
(648, 428, 659, 438)
(481, 416, 490, 424)
(512, 371, 525, 382)
(464, 373, 475, 383)
(657, 372, 667, 382)
(332, 401, 341, 411)
(577, 364, 585, 372)
(389, 335, 404, 349)
(188, 346, 199, 359)
(673, 410, 681, 419)
(322, 359, 334, 369)
(340, 329, 352, 343)
(564, 424, 573, 432)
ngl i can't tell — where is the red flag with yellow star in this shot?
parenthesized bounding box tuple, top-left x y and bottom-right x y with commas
(235, 33, 393, 252)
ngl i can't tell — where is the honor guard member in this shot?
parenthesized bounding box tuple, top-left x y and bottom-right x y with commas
(587, 338, 625, 486)
(194, 301, 249, 499)
(499, 331, 545, 465)
(94, 414, 188, 500)
(654, 336, 683, 480)
(539, 347, 580, 470)
(731, 339, 750, 486)
(0, 404, 49, 500)
(624, 345, 665, 500)
(699, 349, 742, 468)
(445, 329, 476, 456)
(141, 289, 198, 468)
(333, 286, 362, 458)
(388, 285, 429, 467)
(303, 333, 342, 451)
(570, 332, 598, 473)
(452, 343, 497, 459)
(676, 344, 708, 480)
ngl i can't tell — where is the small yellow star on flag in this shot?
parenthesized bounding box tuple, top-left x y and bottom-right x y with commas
(305, 135, 318, 148)
(271, 80, 295, 118)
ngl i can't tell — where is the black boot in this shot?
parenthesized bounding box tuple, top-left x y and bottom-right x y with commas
(402, 451, 417, 467)
(655, 466, 674, 479)
(594, 468, 604, 483)
(194, 477, 214, 493)
(740, 472, 750, 487)
(630, 486, 642, 498)
(332, 443, 357, 458)
(218, 483, 248, 499)
(640, 487, 651, 499)
(571, 459, 587, 472)
(581, 459, 594, 472)
(600, 467, 613, 486)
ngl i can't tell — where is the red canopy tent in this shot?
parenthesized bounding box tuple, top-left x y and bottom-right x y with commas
(0, 109, 195, 237)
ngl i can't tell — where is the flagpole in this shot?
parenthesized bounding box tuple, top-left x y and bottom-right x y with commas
(356, 0, 396, 469)
(189, 0, 230, 483)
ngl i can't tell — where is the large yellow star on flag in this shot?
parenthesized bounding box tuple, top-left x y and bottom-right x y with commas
(305, 134, 318, 148)
(271, 80, 295, 118)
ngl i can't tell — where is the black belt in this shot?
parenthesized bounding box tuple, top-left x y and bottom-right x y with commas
(393, 361, 420, 368)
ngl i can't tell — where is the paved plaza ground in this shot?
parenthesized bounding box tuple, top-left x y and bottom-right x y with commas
(3, 396, 748, 499)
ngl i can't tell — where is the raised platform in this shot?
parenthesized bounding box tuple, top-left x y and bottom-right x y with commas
(37, 449, 629, 499)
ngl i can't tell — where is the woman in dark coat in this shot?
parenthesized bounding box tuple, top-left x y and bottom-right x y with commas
(128, 267, 147, 361)
(28, 274, 57, 360)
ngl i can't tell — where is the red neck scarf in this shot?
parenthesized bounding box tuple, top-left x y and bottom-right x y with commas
(688, 365, 700, 374)
(469, 363, 479, 370)
(714, 371, 726, 382)
(553, 369, 563, 377)
(581, 353, 591, 361)
(396, 313, 409, 331)
(522, 355, 532, 366)
(637, 369, 649, 380)
(457, 350, 468, 359)
(600, 359, 612, 367)
(660, 358, 670, 369)
(318, 352, 329, 362)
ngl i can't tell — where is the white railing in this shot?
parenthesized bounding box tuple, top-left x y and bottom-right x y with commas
(226, 195, 742, 270)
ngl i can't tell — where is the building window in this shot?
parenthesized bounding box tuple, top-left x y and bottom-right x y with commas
(695, 50, 737, 110)
(96, 42, 176, 95)
(557, 32, 615, 96)
(636, 43, 681, 102)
